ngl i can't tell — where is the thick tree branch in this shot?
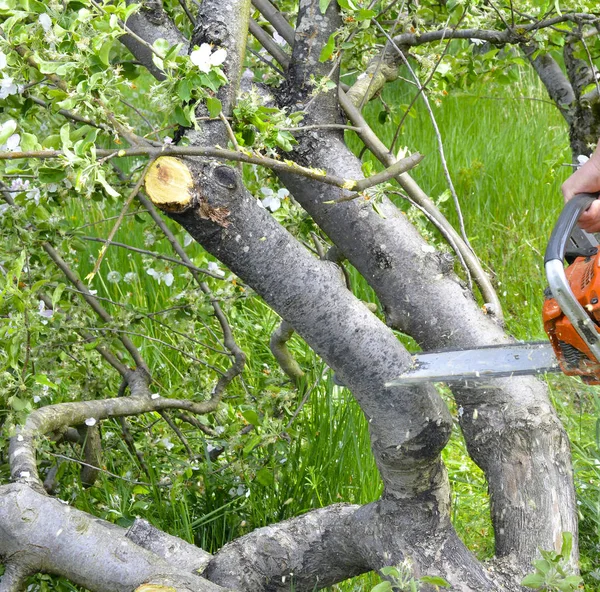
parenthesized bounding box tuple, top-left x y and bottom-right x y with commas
(205, 505, 367, 590)
(0, 484, 226, 592)
(521, 43, 576, 123)
(126, 518, 212, 574)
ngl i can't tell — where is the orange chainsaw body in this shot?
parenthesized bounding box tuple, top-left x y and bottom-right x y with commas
(543, 251, 600, 383)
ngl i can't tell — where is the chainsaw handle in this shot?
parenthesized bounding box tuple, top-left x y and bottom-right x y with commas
(545, 192, 600, 364)
(544, 193, 600, 263)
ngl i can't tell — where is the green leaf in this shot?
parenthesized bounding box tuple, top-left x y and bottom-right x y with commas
(319, 33, 336, 62)
(243, 435, 262, 456)
(357, 8, 376, 19)
(558, 575, 583, 590)
(30, 279, 49, 293)
(560, 531, 573, 559)
(152, 38, 170, 70)
(255, 467, 274, 487)
(380, 567, 400, 578)
(60, 124, 73, 150)
(39, 167, 66, 183)
(554, 0, 562, 16)
(51, 283, 65, 309)
(34, 374, 59, 389)
(419, 575, 451, 587)
(319, 0, 332, 13)
(521, 573, 545, 588)
(369, 583, 392, 592)
(10, 395, 29, 411)
(20, 132, 39, 152)
(206, 97, 222, 119)
(97, 39, 113, 66)
(241, 408, 260, 426)
(96, 170, 121, 198)
(0, 119, 17, 145)
(83, 339, 101, 351)
(532, 559, 550, 575)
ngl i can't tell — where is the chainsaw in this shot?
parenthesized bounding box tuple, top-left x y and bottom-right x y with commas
(387, 192, 600, 386)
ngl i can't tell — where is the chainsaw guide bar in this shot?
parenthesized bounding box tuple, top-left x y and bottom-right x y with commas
(386, 342, 560, 386)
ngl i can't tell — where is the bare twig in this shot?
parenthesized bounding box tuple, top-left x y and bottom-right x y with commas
(373, 20, 473, 260)
(41, 242, 149, 372)
(270, 320, 304, 383)
(86, 159, 156, 283)
(0, 145, 422, 193)
(159, 410, 195, 457)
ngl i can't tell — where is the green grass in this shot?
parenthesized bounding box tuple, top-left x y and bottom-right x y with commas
(17, 69, 600, 591)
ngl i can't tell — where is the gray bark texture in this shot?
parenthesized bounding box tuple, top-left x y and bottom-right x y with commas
(0, 1, 589, 591)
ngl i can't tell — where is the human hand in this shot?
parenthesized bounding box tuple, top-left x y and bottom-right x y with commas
(562, 150, 600, 232)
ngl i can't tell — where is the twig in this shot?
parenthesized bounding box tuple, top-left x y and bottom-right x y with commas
(219, 112, 243, 171)
(251, 0, 295, 45)
(249, 19, 290, 69)
(118, 410, 152, 480)
(270, 320, 304, 382)
(41, 242, 149, 372)
(81, 236, 228, 279)
(0, 145, 422, 193)
(177, 0, 196, 25)
(284, 374, 321, 431)
(373, 20, 473, 261)
(86, 158, 156, 283)
(47, 452, 153, 486)
(174, 412, 217, 436)
(338, 90, 503, 321)
(159, 410, 195, 457)
(84, 327, 226, 374)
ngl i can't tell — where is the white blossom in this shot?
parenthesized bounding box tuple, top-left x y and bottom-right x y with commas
(183, 233, 193, 247)
(207, 261, 225, 277)
(1, 133, 20, 152)
(272, 31, 286, 46)
(190, 43, 227, 73)
(0, 76, 18, 99)
(161, 437, 174, 451)
(260, 187, 288, 212)
(39, 13, 52, 32)
(85, 417, 97, 426)
(577, 154, 590, 168)
(26, 186, 41, 205)
(38, 300, 53, 319)
(124, 271, 137, 283)
(9, 178, 29, 195)
(147, 268, 174, 286)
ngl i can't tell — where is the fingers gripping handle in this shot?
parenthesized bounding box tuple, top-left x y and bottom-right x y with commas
(545, 193, 599, 264)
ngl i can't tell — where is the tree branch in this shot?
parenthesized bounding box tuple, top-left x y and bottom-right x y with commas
(0, 483, 226, 592)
